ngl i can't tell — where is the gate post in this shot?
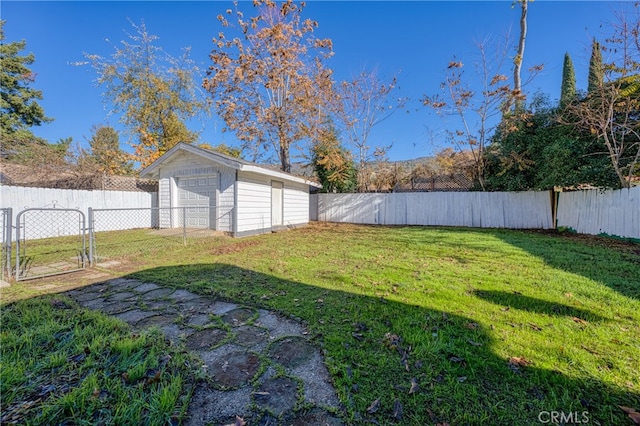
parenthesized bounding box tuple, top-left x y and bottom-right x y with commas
(88, 208, 94, 267)
(2, 208, 12, 280)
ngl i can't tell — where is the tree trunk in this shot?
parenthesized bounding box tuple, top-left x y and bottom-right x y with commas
(513, 0, 528, 111)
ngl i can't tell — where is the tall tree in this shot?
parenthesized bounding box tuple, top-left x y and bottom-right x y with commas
(565, 5, 640, 188)
(86, 125, 133, 175)
(0, 20, 52, 154)
(587, 38, 604, 94)
(311, 124, 356, 193)
(204, 0, 335, 173)
(83, 20, 207, 168)
(560, 52, 577, 108)
(336, 69, 406, 191)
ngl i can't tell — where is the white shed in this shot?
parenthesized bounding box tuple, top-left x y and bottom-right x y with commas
(139, 143, 320, 237)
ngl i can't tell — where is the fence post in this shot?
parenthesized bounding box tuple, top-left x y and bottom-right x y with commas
(3, 208, 12, 280)
(183, 206, 187, 246)
(88, 207, 94, 267)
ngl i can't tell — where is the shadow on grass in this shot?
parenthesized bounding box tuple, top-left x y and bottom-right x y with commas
(127, 263, 639, 425)
(473, 290, 607, 322)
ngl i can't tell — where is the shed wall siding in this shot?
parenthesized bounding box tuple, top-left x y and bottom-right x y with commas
(283, 181, 309, 226)
(218, 170, 236, 233)
(236, 171, 272, 233)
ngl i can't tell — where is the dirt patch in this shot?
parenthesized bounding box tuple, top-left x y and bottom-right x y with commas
(210, 239, 260, 256)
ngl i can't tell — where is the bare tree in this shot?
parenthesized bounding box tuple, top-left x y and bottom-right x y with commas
(204, 0, 335, 172)
(423, 37, 512, 190)
(336, 69, 407, 191)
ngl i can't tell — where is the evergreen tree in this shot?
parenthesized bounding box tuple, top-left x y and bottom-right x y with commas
(0, 20, 52, 157)
(311, 126, 357, 193)
(87, 125, 133, 175)
(587, 38, 604, 94)
(560, 52, 576, 107)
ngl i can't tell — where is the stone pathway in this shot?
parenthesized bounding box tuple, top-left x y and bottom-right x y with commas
(65, 278, 343, 426)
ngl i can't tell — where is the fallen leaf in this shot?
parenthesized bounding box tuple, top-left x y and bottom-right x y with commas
(572, 317, 588, 325)
(465, 322, 479, 330)
(409, 377, 419, 394)
(457, 376, 467, 383)
(508, 356, 532, 367)
(500, 307, 510, 312)
(393, 399, 403, 420)
(467, 339, 482, 347)
(620, 406, 640, 424)
(366, 398, 380, 414)
(352, 332, 364, 341)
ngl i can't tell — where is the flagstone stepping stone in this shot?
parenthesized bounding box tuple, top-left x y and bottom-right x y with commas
(187, 313, 213, 327)
(72, 291, 105, 302)
(208, 351, 261, 389)
(234, 326, 269, 348)
(106, 291, 136, 302)
(80, 298, 110, 310)
(185, 328, 229, 351)
(133, 282, 161, 293)
(209, 301, 239, 315)
(138, 288, 175, 300)
(221, 307, 255, 326)
(160, 323, 187, 341)
(100, 301, 135, 314)
(179, 298, 217, 313)
(285, 408, 343, 426)
(166, 289, 200, 302)
(135, 314, 179, 329)
(140, 300, 177, 311)
(113, 309, 157, 324)
(268, 336, 317, 369)
(253, 377, 298, 417)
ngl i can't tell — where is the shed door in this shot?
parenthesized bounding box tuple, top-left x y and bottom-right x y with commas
(271, 181, 283, 227)
(178, 176, 217, 229)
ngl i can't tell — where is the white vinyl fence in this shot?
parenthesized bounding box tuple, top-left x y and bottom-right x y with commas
(0, 186, 157, 239)
(556, 186, 639, 239)
(312, 191, 554, 229)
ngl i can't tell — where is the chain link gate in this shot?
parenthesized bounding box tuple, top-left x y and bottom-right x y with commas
(15, 208, 88, 281)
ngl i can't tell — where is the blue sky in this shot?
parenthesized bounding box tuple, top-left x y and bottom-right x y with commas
(2, 1, 615, 163)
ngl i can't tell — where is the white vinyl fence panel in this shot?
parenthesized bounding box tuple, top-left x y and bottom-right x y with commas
(315, 191, 553, 229)
(556, 186, 640, 239)
(0, 186, 157, 239)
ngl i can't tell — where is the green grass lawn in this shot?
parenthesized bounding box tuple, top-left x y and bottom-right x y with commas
(0, 296, 198, 425)
(2, 222, 639, 425)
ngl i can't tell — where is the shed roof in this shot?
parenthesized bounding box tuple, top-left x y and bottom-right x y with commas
(139, 143, 321, 188)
